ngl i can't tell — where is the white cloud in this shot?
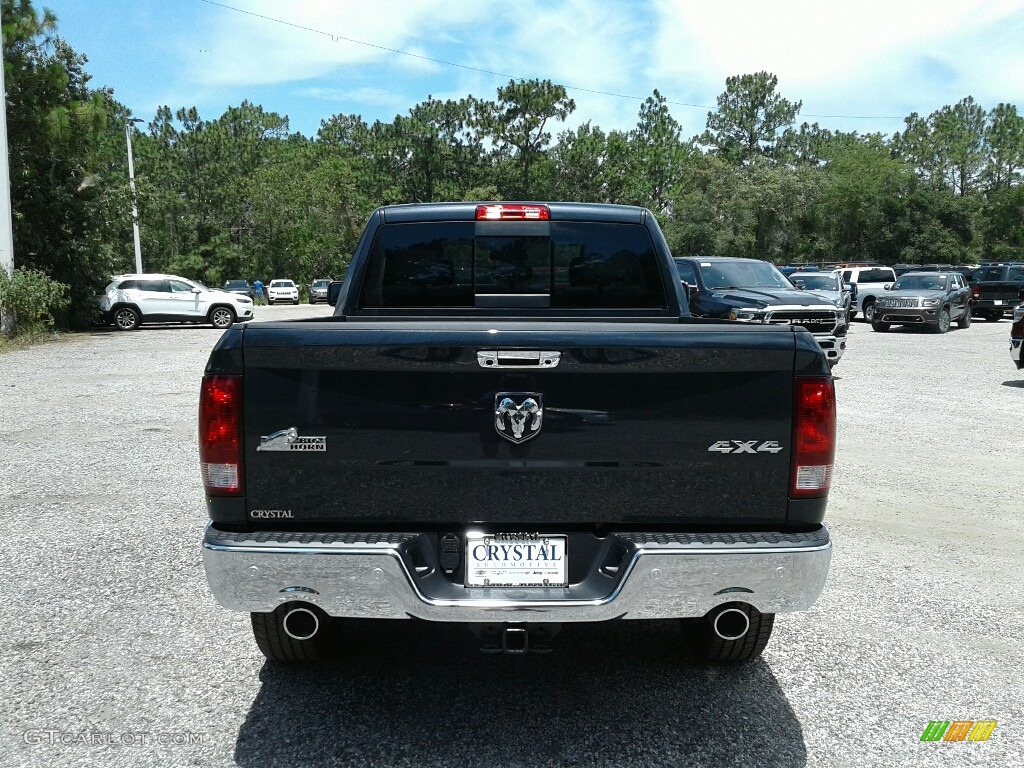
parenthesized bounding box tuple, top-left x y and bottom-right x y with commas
(184, 0, 1024, 137)
(297, 86, 406, 108)
(648, 0, 1024, 133)
(193, 0, 490, 86)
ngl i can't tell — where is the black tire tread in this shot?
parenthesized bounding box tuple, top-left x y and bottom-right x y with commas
(682, 603, 775, 663)
(251, 608, 331, 663)
(209, 306, 235, 328)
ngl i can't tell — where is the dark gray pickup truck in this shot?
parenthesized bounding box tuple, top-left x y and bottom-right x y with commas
(199, 202, 835, 664)
(968, 264, 1024, 321)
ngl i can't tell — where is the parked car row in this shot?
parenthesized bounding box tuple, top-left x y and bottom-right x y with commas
(219, 278, 336, 305)
(670, 260, 996, 369)
(98, 274, 254, 331)
(95, 273, 342, 331)
(674, 257, 848, 367)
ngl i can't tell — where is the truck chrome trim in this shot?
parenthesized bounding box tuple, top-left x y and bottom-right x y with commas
(202, 524, 831, 622)
(477, 350, 561, 368)
(494, 393, 543, 443)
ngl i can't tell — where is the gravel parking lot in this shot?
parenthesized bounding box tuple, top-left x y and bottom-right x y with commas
(2, 307, 1022, 768)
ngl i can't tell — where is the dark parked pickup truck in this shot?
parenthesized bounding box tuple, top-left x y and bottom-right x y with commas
(673, 257, 847, 367)
(200, 202, 835, 664)
(968, 264, 1024, 321)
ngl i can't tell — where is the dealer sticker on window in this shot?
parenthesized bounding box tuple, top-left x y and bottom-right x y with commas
(465, 533, 567, 587)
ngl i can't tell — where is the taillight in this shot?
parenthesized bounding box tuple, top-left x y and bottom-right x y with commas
(476, 204, 550, 220)
(971, 285, 980, 298)
(791, 377, 836, 498)
(199, 374, 243, 495)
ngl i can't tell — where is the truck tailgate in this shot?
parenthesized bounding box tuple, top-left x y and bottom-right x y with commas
(239, 321, 804, 528)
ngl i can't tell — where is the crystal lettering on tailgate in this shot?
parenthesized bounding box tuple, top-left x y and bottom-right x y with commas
(250, 509, 294, 519)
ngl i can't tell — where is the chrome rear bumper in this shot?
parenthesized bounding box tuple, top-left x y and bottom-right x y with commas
(202, 525, 832, 622)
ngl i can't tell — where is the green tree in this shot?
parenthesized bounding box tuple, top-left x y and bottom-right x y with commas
(479, 79, 575, 198)
(932, 96, 986, 196)
(702, 72, 802, 165)
(983, 103, 1024, 189)
(628, 90, 693, 212)
(2, 0, 117, 327)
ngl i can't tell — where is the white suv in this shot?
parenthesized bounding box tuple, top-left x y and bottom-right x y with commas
(268, 279, 300, 305)
(840, 266, 897, 323)
(99, 274, 254, 331)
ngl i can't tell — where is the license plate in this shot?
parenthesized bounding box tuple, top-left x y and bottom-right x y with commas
(994, 300, 1003, 305)
(465, 533, 567, 587)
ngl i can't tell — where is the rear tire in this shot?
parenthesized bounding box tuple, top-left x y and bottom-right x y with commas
(863, 299, 876, 323)
(957, 308, 972, 329)
(682, 603, 774, 662)
(114, 306, 140, 331)
(872, 321, 890, 332)
(985, 311, 1001, 322)
(251, 605, 333, 663)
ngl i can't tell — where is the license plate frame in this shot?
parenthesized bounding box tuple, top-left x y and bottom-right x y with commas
(464, 533, 568, 588)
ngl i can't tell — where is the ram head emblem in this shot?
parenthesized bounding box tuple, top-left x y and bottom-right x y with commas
(494, 394, 543, 443)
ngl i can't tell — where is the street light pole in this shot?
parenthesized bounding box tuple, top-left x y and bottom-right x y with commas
(0, 34, 17, 333)
(125, 118, 144, 274)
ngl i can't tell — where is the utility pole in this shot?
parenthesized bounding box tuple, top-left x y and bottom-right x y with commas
(125, 118, 144, 274)
(0, 33, 17, 334)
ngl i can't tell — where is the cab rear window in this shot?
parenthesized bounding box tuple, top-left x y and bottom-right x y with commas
(855, 269, 895, 284)
(358, 222, 668, 310)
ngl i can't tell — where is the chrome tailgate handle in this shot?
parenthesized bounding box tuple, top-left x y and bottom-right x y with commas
(477, 351, 561, 369)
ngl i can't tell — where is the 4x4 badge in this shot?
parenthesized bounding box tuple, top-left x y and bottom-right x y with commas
(494, 393, 543, 444)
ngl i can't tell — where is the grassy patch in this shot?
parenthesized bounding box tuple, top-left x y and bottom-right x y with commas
(0, 324, 66, 354)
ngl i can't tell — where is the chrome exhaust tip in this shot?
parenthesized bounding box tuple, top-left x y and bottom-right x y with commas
(282, 606, 320, 641)
(712, 606, 750, 641)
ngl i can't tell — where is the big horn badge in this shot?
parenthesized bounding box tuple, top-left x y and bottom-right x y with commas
(494, 393, 544, 443)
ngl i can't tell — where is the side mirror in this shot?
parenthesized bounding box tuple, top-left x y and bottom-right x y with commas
(793, 280, 805, 289)
(681, 282, 699, 302)
(883, 284, 892, 290)
(192, 287, 202, 294)
(327, 281, 345, 307)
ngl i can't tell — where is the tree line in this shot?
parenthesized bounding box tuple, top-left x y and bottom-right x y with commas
(2, 0, 1023, 328)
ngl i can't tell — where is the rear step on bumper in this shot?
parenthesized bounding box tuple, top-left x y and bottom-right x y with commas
(202, 524, 831, 622)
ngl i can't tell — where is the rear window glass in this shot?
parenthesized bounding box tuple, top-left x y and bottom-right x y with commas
(793, 274, 839, 290)
(975, 267, 1002, 281)
(358, 222, 667, 310)
(855, 269, 895, 284)
(673, 259, 697, 284)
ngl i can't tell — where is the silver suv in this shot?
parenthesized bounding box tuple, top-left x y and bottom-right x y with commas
(789, 270, 853, 324)
(99, 274, 254, 331)
(309, 278, 332, 304)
